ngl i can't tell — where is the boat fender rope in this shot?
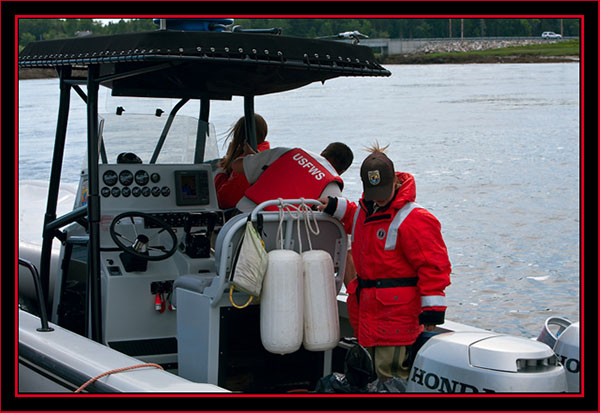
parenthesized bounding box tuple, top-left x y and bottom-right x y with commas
(74, 363, 164, 393)
(275, 198, 321, 252)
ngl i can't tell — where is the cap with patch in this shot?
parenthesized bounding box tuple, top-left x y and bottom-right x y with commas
(360, 152, 395, 201)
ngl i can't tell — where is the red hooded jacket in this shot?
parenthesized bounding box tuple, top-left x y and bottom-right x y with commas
(331, 172, 451, 347)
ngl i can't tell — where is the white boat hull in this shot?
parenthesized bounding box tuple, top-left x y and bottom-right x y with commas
(19, 310, 229, 393)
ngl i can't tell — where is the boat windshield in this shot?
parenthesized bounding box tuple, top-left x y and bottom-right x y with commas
(98, 96, 219, 165)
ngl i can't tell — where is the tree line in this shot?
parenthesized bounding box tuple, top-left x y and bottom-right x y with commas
(19, 18, 579, 51)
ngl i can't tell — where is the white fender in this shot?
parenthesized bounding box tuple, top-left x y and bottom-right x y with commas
(302, 250, 340, 351)
(260, 250, 303, 354)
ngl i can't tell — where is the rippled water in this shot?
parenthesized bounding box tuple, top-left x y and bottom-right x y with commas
(18, 63, 580, 338)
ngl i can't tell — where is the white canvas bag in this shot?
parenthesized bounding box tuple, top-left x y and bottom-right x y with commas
(229, 220, 268, 308)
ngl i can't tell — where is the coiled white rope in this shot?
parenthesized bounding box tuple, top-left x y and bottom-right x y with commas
(275, 198, 321, 253)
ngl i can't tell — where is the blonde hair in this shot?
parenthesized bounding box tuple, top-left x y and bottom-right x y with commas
(365, 141, 390, 154)
(365, 141, 401, 187)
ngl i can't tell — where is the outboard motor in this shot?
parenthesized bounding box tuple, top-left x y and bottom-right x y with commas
(406, 331, 568, 393)
(536, 317, 580, 392)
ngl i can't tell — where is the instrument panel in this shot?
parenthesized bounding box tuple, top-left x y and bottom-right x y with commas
(96, 163, 224, 253)
(101, 169, 169, 199)
(98, 163, 219, 213)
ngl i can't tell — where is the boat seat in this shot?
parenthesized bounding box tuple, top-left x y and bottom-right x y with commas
(171, 274, 216, 307)
(177, 200, 349, 309)
(173, 212, 247, 307)
(205, 204, 348, 304)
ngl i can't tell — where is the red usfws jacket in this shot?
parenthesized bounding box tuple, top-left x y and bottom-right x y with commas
(244, 148, 343, 209)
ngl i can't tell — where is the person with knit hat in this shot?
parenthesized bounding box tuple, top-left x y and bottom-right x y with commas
(318, 143, 451, 381)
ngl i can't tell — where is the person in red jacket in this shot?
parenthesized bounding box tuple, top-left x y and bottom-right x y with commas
(232, 142, 353, 213)
(214, 114, 271, 210)
(319, 145, 451, 381)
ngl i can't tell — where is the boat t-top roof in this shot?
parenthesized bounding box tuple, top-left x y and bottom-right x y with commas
(19, 29, 391, 99)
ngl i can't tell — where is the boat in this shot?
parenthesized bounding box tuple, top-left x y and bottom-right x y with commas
(17, 19, 579, 395)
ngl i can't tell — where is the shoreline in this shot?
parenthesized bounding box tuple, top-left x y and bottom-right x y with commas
(380, 54, 580, 65)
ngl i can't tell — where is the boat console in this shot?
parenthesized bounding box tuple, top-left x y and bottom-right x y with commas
(52, 163, 224, 364)
(55, 157, 350, 390)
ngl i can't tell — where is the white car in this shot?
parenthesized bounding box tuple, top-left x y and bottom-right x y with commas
(542, 31, 562, 39)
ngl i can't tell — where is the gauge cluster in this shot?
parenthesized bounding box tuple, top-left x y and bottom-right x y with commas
(98, 164, 219, 212)
(101, 169, 168, 199)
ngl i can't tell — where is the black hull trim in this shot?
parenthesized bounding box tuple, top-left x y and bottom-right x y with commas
(19, 342, 119, 393)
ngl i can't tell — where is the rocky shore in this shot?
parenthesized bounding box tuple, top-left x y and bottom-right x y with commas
(381, 38, 579, 64)
(382, 54, 579, 64)
(414, 38, 553, 54)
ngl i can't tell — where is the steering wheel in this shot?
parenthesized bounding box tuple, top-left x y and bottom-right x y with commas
(109, 211, 178, 261)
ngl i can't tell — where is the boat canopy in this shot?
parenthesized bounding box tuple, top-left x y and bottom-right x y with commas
(19, 30, 391, 99)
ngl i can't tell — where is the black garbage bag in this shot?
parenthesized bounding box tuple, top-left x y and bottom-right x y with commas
(313, 372, 360, 394)
(344, 341, 377, 388)
(367, 377, 408, 393)
(313, 340, 376, 393)
(314, 332, 439, 394)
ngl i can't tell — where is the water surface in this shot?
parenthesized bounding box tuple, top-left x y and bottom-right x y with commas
(18, 63, 580, 338)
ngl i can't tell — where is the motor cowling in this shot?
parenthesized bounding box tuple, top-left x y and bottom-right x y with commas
(406, 331, 568, 393)
(536, 317, 580, 392)
(553, 322, 580, 392)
